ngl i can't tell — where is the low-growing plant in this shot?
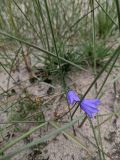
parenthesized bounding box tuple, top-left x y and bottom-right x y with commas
(0, 0, 120, 160)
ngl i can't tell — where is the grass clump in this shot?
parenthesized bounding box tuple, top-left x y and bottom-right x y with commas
(0, 0, 120, 160)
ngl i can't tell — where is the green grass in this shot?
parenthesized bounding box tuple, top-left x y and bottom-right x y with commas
(0, 0, 120, 160)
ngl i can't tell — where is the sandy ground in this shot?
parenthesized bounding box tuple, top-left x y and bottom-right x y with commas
(0, 62, 120, 160)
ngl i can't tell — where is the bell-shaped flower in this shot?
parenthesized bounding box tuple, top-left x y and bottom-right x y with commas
(67, 90, 101, 118)
(67, 90, 80, 105)
(81, 99, 100, 118)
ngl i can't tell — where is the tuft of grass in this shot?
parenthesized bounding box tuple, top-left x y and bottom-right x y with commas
(96, 0, 116, 38)
(0, 0, 120, 160)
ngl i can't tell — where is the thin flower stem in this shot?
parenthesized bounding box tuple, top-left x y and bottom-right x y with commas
(44, 1, 76, 137)
(73, 44, 120, 159)
(97, 51, 119, 97)
(44, 0, 75, 136)
(90, 0, 103, 159)
(96, 115, 105, 160)
(95, 114, 113, 129)
(89, 118, 102, 159)
(67, 104, 76, 136)
(56, 103, 77, 121)
(78, 115, 87, 128)
(71, 45, 120, 118)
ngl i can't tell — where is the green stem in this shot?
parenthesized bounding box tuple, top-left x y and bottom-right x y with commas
(95, 0, 118, 27)
(0, 122, 47, 154)
(115, 0, 120, 34)
(72, 45, 120, 118)
(0, 30, 86, 71)
(35, 0, 50, 51)
(12, 0, 42, 43)
(44, 0, 66, 89)
(90, 0, 103, 159)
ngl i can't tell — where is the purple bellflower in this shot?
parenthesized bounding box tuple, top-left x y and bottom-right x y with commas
(67, 90, 80, 105)
(67, 90, 100, 118)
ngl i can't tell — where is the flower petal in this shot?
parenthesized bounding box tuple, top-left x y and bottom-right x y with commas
(82, 99, 101, 106)
(67, 90, 80, 105)
(80, 98, 100, 118)
(82, 107, 99, 118)
(81, 101, 99, 112)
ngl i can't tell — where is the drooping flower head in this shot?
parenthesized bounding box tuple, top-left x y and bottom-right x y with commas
(67, 90, 101, 118)
(81, 99, 100, 118)
(67, 90, 80, 105)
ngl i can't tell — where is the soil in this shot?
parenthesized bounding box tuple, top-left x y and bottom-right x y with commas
(0, 61, 120, 160)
